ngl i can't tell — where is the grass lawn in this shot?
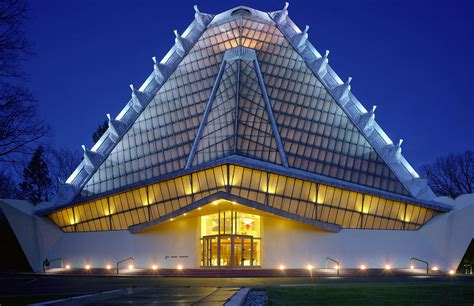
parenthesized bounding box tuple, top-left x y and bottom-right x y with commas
(265, 282, 474, 306)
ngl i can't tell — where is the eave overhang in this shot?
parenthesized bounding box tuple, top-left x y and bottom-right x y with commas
(36, 155, 452, 217)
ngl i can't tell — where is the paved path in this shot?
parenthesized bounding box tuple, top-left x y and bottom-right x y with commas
(36, 287, 239, 305)
(1, 273, 473, 305)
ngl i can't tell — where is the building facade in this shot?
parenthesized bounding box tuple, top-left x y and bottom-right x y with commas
(1, 5, 473, 272)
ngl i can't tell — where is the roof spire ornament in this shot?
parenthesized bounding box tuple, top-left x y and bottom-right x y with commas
(334, 77, 352, 105)
(294, 25, 309, 50)
(152, 56, 166, 83)
(81, 145, 96, 174)
(193, 5, 206, 30)
(129, 84, 143, 112)
(394, 139, 403, 161)
(358, 105, 377, 135)
(106, 113, 120, 141)
(314, 50, 330, 77)
(275, 2, 289, 25)
(174, 30, 188, 56)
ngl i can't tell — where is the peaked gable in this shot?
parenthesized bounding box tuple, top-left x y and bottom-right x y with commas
(58, 6, 436, 205)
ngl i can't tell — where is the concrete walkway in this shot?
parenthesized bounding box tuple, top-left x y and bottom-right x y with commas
(33, 287, 240, 305)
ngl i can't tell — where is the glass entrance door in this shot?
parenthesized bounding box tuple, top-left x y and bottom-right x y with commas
(201, 234, 257, 268)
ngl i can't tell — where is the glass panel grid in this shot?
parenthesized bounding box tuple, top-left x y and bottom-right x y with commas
(50, 164, 436, 232)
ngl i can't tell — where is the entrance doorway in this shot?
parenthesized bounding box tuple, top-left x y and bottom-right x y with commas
(202, 234, 259, 267)
(200, 208, 261, 268)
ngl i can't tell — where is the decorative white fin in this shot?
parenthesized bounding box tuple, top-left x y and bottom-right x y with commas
(333, 77, 352, 105)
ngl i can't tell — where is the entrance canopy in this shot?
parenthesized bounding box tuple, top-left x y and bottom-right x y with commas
(129, 193, 341, 233)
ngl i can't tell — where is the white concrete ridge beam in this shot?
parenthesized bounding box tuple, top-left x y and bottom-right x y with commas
(408, 177, 432, 199)
(55, 182, 77, 204)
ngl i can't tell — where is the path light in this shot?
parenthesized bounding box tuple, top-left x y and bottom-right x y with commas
(432, 266, 438, 271)
(279, 264, 285, 271)
(85, 264, 91, 270)
(307, 264, 313, 270)
(360, 265, 366, 270)
(449, 270, 455, 275)
(106, 265, 111, 270)
(128, 264, 134, 270)
(170, 218, 174, 221)
(177, 265, 183, 270)
(152, 264, 158, 270)
(334, 265, 339, 270)
(183, 213, 187, 216)
(385, 265, 391, 270)
(198, 207, 202, 210)
(65, 265, 71, 270)
(410, 265, 414, 270)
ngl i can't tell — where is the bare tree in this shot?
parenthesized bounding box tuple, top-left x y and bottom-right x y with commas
(46, 146, 81, 197)
(421, 150, 474, 198)
(0, 0, 49, 166)
(0, 170, 19, 198)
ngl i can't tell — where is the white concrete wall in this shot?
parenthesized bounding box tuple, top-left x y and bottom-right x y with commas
(1, 194, 473, 272)
(261, 194, 474, 270)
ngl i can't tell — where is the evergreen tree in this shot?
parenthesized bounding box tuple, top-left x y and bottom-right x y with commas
(92, 119, 108, 143)
(19, 146, 52, 203)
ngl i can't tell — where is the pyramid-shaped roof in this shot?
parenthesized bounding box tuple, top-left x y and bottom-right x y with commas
(55, 4, 444, 211)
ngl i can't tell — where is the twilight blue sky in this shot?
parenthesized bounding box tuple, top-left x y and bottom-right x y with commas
(25, 0, 473, 170)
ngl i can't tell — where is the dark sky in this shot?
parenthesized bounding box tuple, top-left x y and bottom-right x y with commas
(25, 0, 473, 171)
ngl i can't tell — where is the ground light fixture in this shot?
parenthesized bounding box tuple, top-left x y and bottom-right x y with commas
(410, 265, 415, 269)
(128, 264, 134, 270)
(432, 266, 439, 271)
(85, 264, 91, 270)
(306, 264, 313, 270)
(106, 265, 111, 270)
(65, 265, 71, 270)
(449, 270, 455, 275)
(279, 265, 285, 271)
(385, 265, 391, 270)
(360, 265, 366, 270)
(334, 265, 340, 270)
(152, 264, 158, 270)
(177, 265, 183, 270)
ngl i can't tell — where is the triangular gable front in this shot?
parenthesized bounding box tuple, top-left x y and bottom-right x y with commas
(64, 7, 431, 204)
